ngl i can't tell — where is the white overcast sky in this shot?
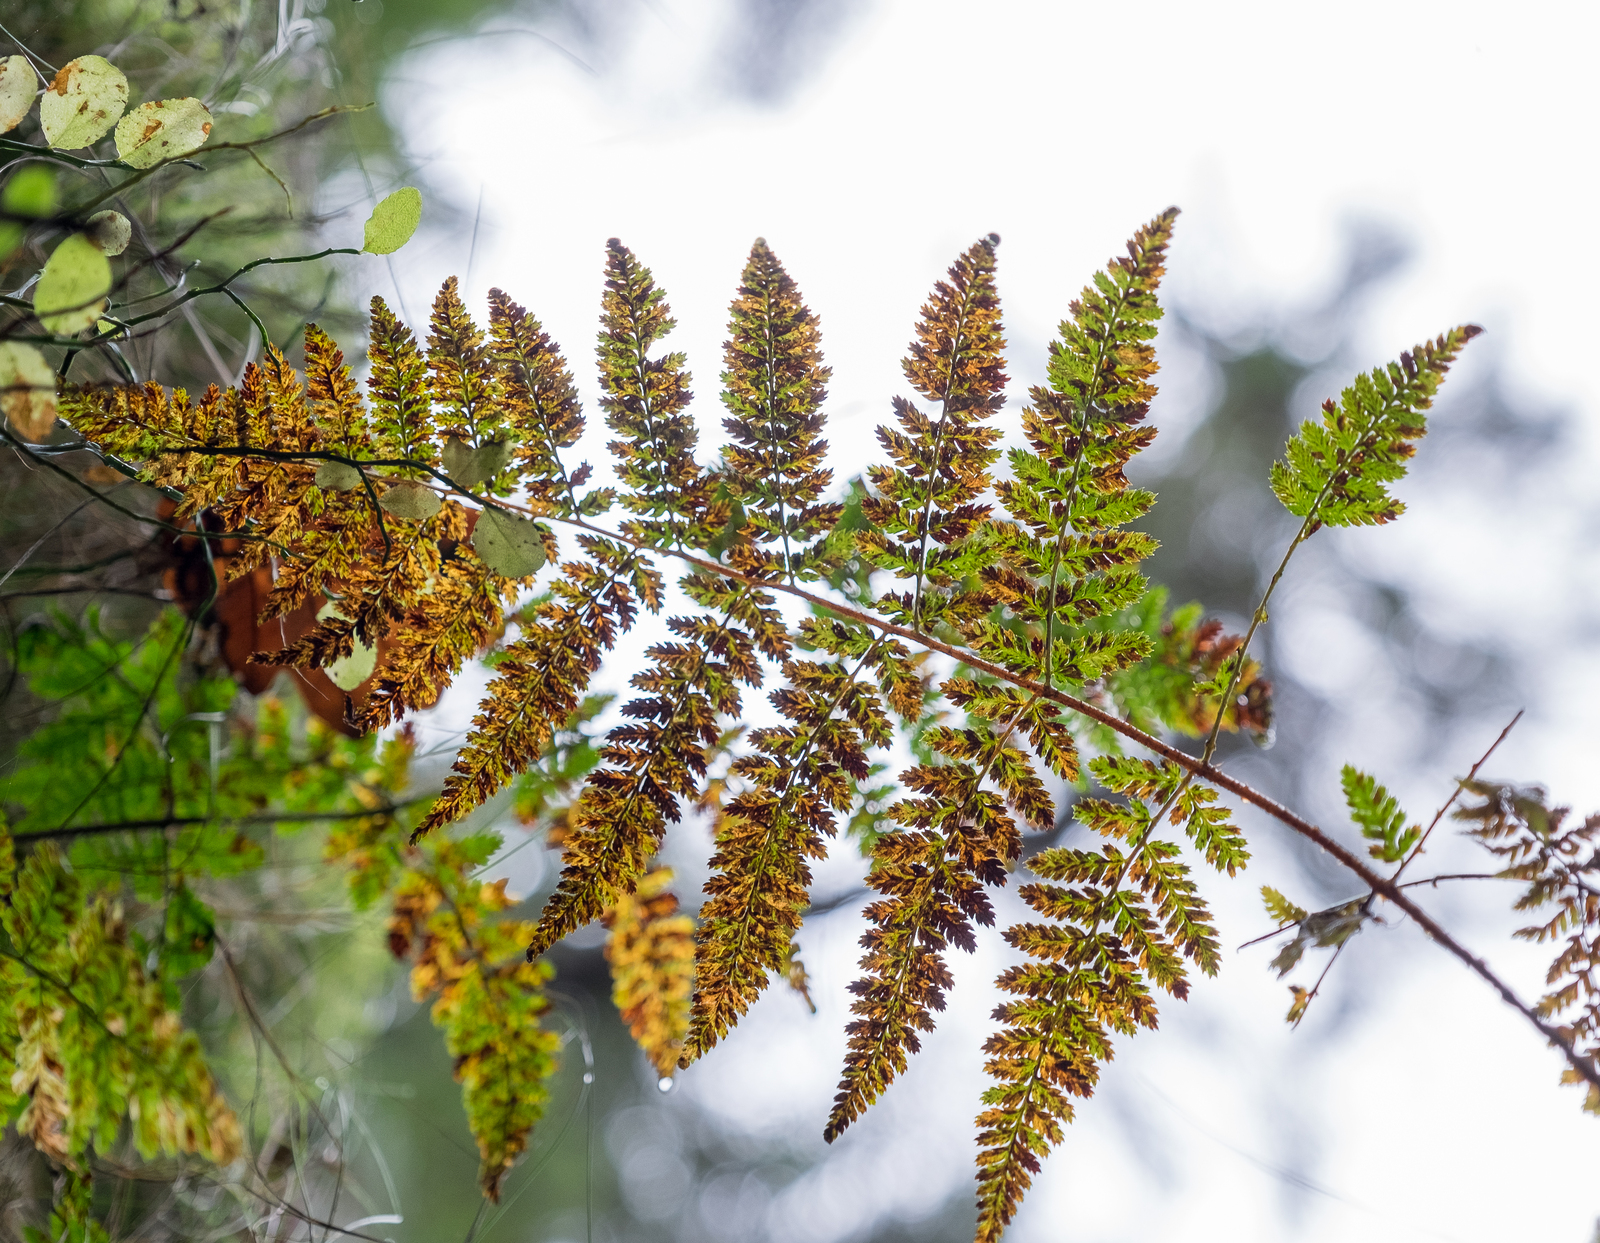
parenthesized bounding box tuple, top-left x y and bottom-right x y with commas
(367, 2, 1600, 1240)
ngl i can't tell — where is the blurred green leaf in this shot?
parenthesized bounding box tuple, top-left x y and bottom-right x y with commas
(34, 232, 110, 334)
(362, 186, 422, 254)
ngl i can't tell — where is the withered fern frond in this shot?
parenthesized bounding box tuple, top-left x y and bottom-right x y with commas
(1456, 782, 1600, 1112)
(683, 619, 894, 1065)
(719, 237, 839, 581)
(428, 275, 504, 447)
(354, 518, 518, 732)
(367, 295, 436, 469)
(605, 865, 696, 1077)
(413, 537, 656, 841)
(527, 573, 787, 956)
(598, 238, 713, 548)
(487, 288, 591, 516)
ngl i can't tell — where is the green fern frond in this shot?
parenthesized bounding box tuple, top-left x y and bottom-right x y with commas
(1340, 765, 1419, 862)
(1270, 325, 1482, 529)
(0, 833, 241, 1170)
(984, 208, 1176, 693)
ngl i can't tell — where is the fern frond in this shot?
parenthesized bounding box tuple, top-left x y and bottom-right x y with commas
(683, 639, 892, 1063)
(604, 865, 695, 1076)
(1456, 782, 1600, 1111)
(598, 238, 714, 548)
(354, 522, 519, 731)
(984, 208, 1176, 695)
(413, 537, 656, 840)
(973, 751, 1244, 1240)
(0, 834, 241, 1169)
(859, 234, 1007, 634)
(826, 706, 1041, 1142)
(527, 575, 784, 956)
(719, 237, 839, 580)
(1270, 325, 1482, 529)
(390, 833, 560, 1199)
(427, 276, 504, 449)
(367, 294, 437, 469)
(487, 287, 594, 514)
(302, 323, 372, 455)
(271, 513, 445, 668)
(1341, 765, 1420, 862)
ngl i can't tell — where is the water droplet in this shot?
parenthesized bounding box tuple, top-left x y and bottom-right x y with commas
(582, 1072, 594, 1085)
(657, 1076, 675, 1094)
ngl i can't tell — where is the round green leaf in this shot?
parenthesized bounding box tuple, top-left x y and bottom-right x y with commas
(85, 209, 131, 256)
(0, 342, 58, 442)
(327, 635, 378, 691)
(0, 55, 35, 134)
(114, 97, 213, 169)
(378, 479, 442, 520)
(472, 505, 547, 578)
(34, 233, 111, 336)
(39, 55, 127, 150)
(317, 604, 378, 691)
(2, 165, 57, 217)
(314, 459, 364, 491)
(442, 435, 512, 488)
(362, 187, 422, 255)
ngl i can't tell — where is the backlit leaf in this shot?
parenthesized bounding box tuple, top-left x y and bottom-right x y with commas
(442, 434, 511, 488)
(0, 342, 57, 442)
(362, 187, 422, 255)
(0, 55, 34, 134)
(2, 166, 56, 258)
(39, 55, 127, 150)
(314, 459, 363, 490)
(471, 505, 546, 577)
(113, 97, 212, 168)
(34, 233, 111, 335)
(85, 210, 130, 256)
(378, 479, 442, 519)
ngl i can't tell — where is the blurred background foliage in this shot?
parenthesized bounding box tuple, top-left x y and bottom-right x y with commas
(0, 2, 1578, 1242)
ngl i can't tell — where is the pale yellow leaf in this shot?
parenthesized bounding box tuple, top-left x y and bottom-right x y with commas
(39, 56, 127, 150)
(0, 342, 57, 442)
(113, 97, 213, 169)
(85, 209, 131, 256)
(0, 55, 35, 134)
